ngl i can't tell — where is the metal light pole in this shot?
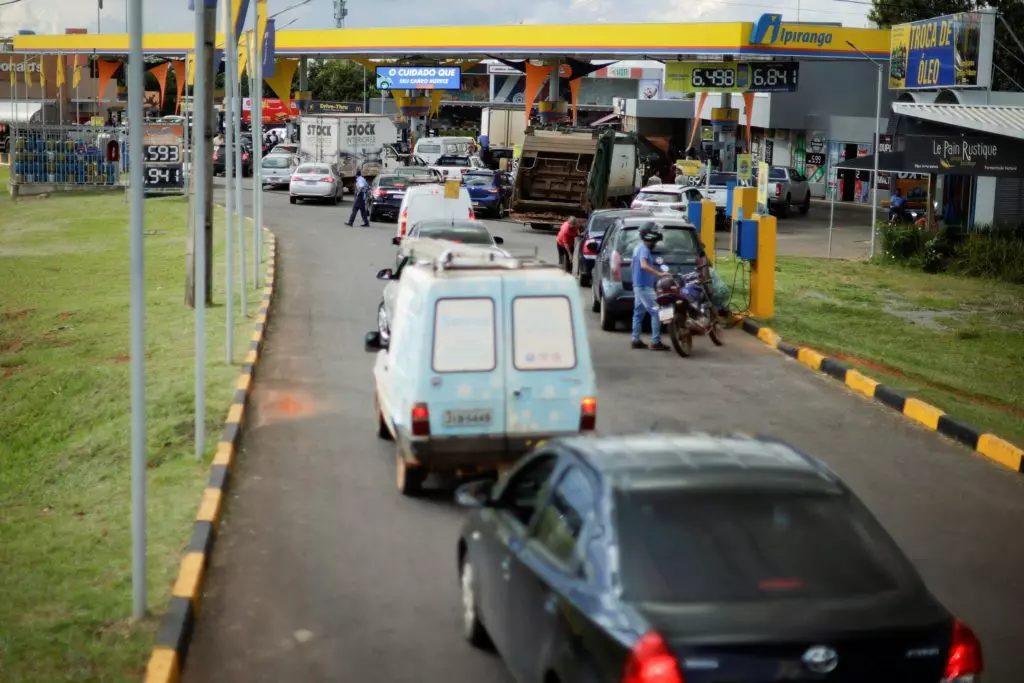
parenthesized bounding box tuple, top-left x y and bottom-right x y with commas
(233, 49, 247, 309)
(847, 40, 882, 259)
(252, 26, 264, 277)
(223, 0, 235, 364)
(126, 0, 147, 621)
(194, 0, 209, 461)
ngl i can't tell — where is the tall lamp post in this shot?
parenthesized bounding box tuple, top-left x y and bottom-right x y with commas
(847, 40, 883, 259)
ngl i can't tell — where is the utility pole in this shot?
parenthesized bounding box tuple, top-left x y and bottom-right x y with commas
(333, 0, 347, 28)
(185, 1, 217, 308)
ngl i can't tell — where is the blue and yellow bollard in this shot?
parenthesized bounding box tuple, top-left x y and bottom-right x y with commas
(750, 213, 777, 319)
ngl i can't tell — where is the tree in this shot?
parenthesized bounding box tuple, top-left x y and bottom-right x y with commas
(869, 0, 1024, 90)
(307, 60, 381, 103)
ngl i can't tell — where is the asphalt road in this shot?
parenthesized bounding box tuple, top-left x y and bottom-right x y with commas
(185, 180, 1024, 683)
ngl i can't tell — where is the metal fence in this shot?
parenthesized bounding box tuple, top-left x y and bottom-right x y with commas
(8, 124, 126, 187)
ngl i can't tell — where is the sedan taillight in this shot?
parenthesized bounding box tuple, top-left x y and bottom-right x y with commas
(322, 176, 334, 183)
(291, 175, 301, 182)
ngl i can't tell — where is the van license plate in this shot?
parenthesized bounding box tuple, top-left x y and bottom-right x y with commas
(659, 305, 675, 323)
(444, 409, 492, 427)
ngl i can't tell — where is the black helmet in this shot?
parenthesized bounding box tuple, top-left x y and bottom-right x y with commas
(638, 224, 662, 244)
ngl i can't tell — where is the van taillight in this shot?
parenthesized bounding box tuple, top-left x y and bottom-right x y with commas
(469, 207, 475, 219)
(610, 250, 622, 282)
(622, 632, 683, 683)
(944, 619, 983, 682)
(400, 208, 408, 237)
(580, 397, 597, 431)
(411, 403, 430, 437)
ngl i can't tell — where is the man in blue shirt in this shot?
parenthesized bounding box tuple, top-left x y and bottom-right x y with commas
(889, 188, 906, 223)
(631, 225, 670, 351)
(345, 170, 371, 227)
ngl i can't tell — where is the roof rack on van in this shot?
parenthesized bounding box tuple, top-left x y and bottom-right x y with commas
(432, 246, 561, 273)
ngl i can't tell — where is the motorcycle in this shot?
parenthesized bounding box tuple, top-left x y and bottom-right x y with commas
(655, 258, 724, 357)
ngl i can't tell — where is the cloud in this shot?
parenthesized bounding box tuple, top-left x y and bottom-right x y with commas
(2, 0, 868, 36)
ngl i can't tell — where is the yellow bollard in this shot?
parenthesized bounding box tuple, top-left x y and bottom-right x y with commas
(731, 186, 757, 255)
(750, 213, 777, 318)
(699, 198, 716, 263)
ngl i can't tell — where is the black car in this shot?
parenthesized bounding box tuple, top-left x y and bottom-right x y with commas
(455, 433, 983, 683)
(572, 208, 651, 287)
(590, 218, 705, 331)
(368, 174, 411, 222)
(212, 143, 253, 177)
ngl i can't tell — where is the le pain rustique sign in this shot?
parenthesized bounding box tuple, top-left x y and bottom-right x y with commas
(903, 134, 1024, 177)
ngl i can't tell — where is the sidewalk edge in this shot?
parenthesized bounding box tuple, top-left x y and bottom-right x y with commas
(143, 230, 277, 683)
(737, 316, 1024, 475)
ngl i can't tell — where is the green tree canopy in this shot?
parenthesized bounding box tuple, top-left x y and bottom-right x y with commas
(307, 60, 380, 103)
(869, 0, 1024, 90)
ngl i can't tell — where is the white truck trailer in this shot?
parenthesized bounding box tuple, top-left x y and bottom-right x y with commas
(299, 114, 399, 191)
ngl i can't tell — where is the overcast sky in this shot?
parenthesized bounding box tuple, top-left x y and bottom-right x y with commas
(2, 0, 873, 36)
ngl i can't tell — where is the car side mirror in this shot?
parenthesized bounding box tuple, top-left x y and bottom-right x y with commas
(365, 331, 385, 352)
(391, 236, 402, 246)
(585, 239, 599, 252)
(454, 479, 494, 508)
(376, 268, 394, 280)
(493, 236, 504, 245)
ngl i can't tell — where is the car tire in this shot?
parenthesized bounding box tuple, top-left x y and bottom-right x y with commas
(334, 190, 341, 205)
(599, 295, 616, 331)
(396, 449, 425, 497)
(369, 209, 378, 222)
(780, 195, 791, 219)
(375, 392, 393, 441)
(591, 284, 601, 313)
(799, 193, 810, 215)
(460, 557, 492, 649)
(580, 268, 592, 288)
(289, 196, 296, 205)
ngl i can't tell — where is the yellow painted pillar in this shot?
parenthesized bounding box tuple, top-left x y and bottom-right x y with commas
(750, 213, 777, 319)
(700, 198, 716, 263)
(730, 186, 757, 255)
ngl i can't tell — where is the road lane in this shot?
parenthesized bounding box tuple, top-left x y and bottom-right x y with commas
(187, 182, 1024, 683)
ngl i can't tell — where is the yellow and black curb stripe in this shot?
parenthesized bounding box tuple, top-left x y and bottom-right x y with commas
(739, 317, 1024, 475)
(144, 231, 277, 683)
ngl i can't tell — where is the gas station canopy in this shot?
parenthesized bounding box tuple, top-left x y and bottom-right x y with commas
(11, 19, 889, 60)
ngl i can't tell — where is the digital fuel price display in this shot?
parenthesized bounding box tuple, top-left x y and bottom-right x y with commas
(667, 61, 800, 94)
(141, 124, 186, 195)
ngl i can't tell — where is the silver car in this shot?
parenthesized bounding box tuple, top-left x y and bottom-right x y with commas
(289, 163, 342, 205)
(261, 154, 299, 190)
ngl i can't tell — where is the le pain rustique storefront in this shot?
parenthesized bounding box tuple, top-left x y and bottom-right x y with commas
(898, 130, 1024, 227)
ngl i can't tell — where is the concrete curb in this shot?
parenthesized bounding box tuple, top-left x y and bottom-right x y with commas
(143, 231, 277, 683)
(738, 316, 1024, 475)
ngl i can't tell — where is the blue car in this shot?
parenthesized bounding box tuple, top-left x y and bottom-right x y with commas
(463, 170, 510, 219)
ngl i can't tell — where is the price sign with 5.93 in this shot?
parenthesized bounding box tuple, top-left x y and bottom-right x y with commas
(143, 144, 180, 163)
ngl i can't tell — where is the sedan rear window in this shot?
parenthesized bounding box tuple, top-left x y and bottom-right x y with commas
(416, 226, 493, 245)
(377, 176, 407, 188)
(614, 490, 908, 604)
(463, 174, 496, 187)
(636, 191, 683, 203)
(619, 227, 700, 260)
(262, 156, 290, 169)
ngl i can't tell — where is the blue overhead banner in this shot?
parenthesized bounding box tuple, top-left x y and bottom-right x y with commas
(888, 12, 996, 90)
(262, 18, 276, 77)
(375, 66, 462, 90)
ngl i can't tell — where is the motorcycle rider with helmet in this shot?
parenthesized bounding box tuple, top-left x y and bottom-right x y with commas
(631, 225, 671, 351)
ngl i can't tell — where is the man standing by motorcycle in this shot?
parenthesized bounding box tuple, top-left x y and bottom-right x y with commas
(632, 225, 671, 351)
(889, 188, 907, 223)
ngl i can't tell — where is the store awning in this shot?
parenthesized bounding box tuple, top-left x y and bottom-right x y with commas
(0, 101, 44, 123)
(834, 152, 907, 174)
(892, 103, 1024, 141)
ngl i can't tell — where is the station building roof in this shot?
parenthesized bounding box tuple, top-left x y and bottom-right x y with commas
(10, 20, 889, 60)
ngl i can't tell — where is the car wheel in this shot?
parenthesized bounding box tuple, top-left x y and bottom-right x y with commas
(799, 193, 811, 215)
(289, 196, 296, 205)
(369, 209, 378, 222)
(460, 557, 492, 648)
(599, 295, 616, 331)
(396, 448, 425, 496)
(580, 268, 592, 288)
(591, 284, 600, 313)
(780, 195, 791, 218)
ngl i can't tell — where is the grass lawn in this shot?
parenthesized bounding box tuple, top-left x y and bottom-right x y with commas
(726, 254, 1024, 448)
(0, 165, 267, 682)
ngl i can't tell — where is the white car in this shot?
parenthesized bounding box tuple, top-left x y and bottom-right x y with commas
(429, 155, 485, 181)
(260, 154, 300, 189)
(631, 184, 704, 218)
(289, 163, 342, 205)
(395, 184, 475, 241)
(392, 218, 506, 253)
(268, 143, 300, 157)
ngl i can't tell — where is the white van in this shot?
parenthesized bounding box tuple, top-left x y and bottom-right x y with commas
(396, 184, 476, 240)
(413, 136, 475, 165)
(364, 241, 598, 496)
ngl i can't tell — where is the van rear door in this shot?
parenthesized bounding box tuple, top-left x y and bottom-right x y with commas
(425, 284, 508, 441)
(502, 279, 591, 441)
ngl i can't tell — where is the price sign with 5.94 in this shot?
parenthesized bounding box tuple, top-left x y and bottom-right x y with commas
(144, 164, 184, 189)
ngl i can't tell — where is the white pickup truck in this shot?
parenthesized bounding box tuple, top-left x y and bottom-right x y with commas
(429, 154, 486, 181)
(688, 172, 754, 228)
(763, 166, 812, 218)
